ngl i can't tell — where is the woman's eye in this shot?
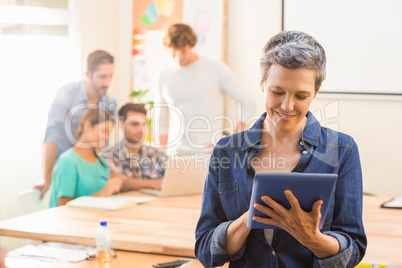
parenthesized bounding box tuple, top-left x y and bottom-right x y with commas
(271, 90, 283, 95)
(296, 95, 307, 100)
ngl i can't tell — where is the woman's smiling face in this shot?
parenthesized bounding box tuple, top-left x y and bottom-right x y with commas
(262, 64, 317, 132)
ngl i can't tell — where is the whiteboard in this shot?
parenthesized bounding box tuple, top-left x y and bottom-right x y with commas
(284, 0, 402, 95)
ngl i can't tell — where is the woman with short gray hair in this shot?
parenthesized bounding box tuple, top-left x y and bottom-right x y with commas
(260, 30, 327, 92)
(195, 31, 366, 267)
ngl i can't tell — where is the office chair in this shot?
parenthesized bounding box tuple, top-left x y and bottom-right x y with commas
(17, 188, 49, 245)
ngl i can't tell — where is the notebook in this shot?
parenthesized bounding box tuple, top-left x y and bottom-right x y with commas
(66, 196, 155, 211)
(140, 155, 209, 197)
(247, 172, 337, 229)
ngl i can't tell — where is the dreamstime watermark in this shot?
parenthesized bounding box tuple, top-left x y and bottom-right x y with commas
(64, 101, 259, 150)
(126, 151, 288, 174)
(62, 100, 341, 170)
(128, 152, 210, 174)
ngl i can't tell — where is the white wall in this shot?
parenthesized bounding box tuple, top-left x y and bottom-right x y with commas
(80, 0, 133, 107)
(311, 97, 402, 196)
(224, 0, 281, 121)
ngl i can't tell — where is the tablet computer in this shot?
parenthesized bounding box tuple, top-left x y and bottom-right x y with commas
(247, 172, 337, 229)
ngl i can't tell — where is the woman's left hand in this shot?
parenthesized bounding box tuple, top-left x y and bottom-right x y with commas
(252, 190, 323, 247)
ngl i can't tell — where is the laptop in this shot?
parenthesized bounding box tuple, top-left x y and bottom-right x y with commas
(140, 155, 209, 197)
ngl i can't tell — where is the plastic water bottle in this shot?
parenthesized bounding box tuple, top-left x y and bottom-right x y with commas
(96, 221, 112, 262)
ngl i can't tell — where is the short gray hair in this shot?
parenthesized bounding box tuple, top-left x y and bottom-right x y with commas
(260, 31, 326, 92)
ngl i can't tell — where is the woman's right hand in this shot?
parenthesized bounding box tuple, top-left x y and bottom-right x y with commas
(99, 174, 124, 196)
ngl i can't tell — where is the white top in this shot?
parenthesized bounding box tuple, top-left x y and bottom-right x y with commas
(153, 56, 255, 154)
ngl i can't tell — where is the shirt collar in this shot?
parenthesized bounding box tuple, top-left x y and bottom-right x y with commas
(300, 111, 320, 147)
(241, 111, 321, 151)
(241, 113, 266, 151)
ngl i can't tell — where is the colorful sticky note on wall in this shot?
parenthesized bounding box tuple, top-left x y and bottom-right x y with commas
(155, 0, 164, 13)
(141, 1, 159, 26)
(160, 0, 175, 17)
(140, 0, 176, 26)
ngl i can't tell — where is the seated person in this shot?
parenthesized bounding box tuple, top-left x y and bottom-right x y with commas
(100, 103, 168, 191)
(49, 108, 123, 207)
(195, 31, 367, 267)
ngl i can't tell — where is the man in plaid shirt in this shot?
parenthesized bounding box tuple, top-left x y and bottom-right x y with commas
(100, 103, 168, 191)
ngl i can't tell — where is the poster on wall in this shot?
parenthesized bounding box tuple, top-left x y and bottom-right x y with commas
(183, 0, 225, 60)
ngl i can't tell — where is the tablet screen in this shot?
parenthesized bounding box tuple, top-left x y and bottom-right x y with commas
(247, 172, 337, 229)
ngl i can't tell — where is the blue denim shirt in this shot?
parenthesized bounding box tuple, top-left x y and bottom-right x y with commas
(195, 112, 366, 268)
(44, 80, 117, 157)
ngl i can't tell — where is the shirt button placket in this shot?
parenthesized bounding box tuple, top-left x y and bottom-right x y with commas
(299, 140, 308, 155)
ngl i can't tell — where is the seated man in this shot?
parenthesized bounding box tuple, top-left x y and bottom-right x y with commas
(100, 103, 168, 191)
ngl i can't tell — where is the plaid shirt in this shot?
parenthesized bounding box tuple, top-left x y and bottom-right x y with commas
(100, 141, 168, 179)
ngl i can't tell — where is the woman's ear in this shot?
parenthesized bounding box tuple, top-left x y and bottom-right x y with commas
(261, 82, 266, 93)
(83, 120, 92, 132)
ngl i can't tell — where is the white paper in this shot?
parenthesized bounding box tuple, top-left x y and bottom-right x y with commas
(6, 242, 97, 264)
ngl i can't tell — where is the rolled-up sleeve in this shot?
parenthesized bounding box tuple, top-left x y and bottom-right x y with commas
(211, 220, 247, 262)
(195, 148, 246, 267)
(318, 139, 367, 267)
(318, 232, 352, 267)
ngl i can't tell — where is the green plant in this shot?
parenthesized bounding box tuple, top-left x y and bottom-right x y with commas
(129, 89, 154, 110)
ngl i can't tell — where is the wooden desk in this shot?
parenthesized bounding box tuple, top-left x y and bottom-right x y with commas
(1, 193, 401, 265)
(361, 195, 402, 265)
(0, 192, 201, 257)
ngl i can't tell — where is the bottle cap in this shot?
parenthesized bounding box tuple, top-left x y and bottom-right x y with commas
(100, 221, 107, 227)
